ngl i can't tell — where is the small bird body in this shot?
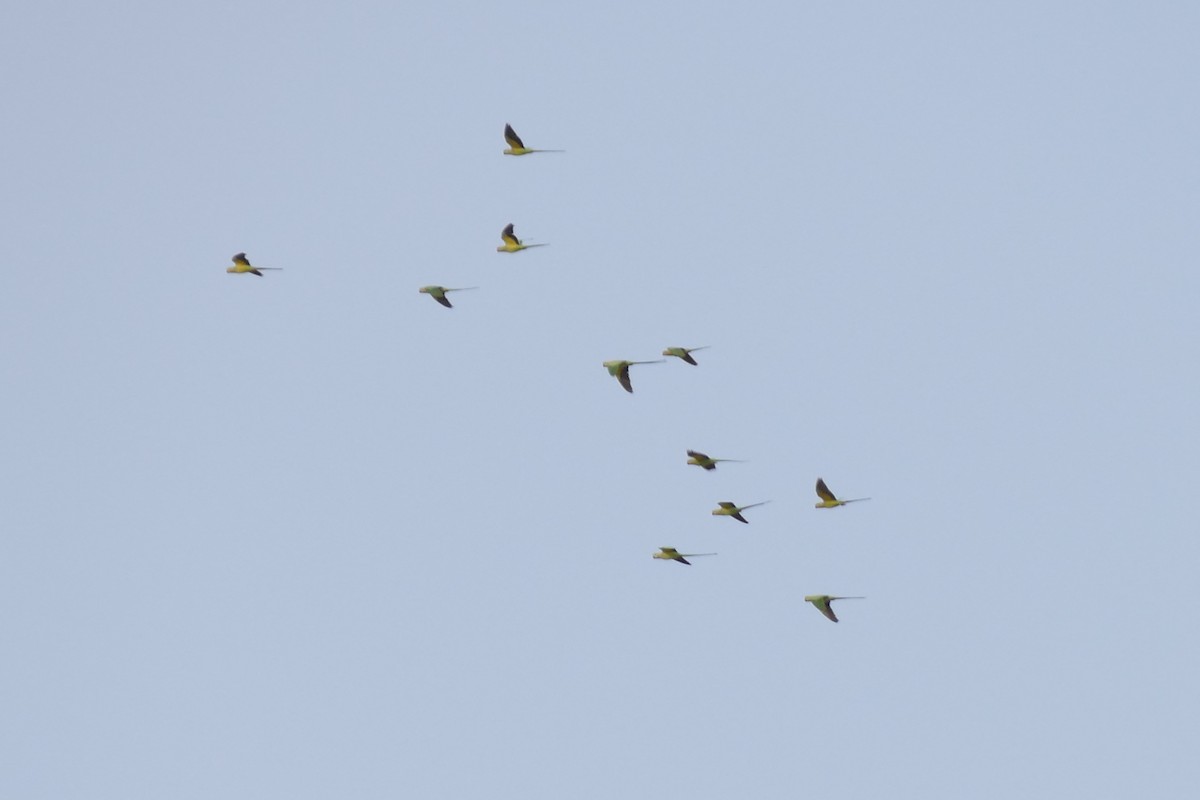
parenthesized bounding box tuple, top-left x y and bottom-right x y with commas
(502, 123, 564, 156)
(652, 547, 717, 566)
(711, 500, 769, 524)
(662, 346, 710, 366)
(804, 594, 865, 623)
(814, 478, 870, 508)
(497, 223, 547, 253)
(686, 450, 744, 471)
(419, 285, 477, 308)
(226, 252, 281, 277)
(602, 359, 664, 393)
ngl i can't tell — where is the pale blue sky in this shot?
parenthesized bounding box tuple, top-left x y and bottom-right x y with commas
(2, 2, 1198, 798)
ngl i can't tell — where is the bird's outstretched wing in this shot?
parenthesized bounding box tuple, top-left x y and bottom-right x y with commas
(815, 478, 838, 503)
(817, 600, 839, 623)
(616, 366, 634, 393)
(504, 124, 525, 150)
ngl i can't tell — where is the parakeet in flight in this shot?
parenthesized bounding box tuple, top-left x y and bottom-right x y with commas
(226, 252, 281, 277)
(814, 478, 870, 508)
(602, 359, 664, 393)
(662, 346, 710, 365)
(652, 547, 717, 566)
(419, 285, 477, 308)
(711, 500, 769, 524)
(804, 594, 865, 623)
(686, 450, 745, 471)
(502, 123, 564, 156)
(497, 223, 548, 253)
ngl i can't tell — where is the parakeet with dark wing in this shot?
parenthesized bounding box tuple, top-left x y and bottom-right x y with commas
(804, 595, 865, 623)
(226, 252, 282, 277)
(503, 123, 564, 155)
(602, 359, 664, 393)
(814, 478, 870, 508)
(652, 547, 716, 566)
(711, 500, 769, 524)
(497, 223, 548, 253)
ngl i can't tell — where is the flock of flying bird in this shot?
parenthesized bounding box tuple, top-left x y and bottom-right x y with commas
(225, 124, 871, 625)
